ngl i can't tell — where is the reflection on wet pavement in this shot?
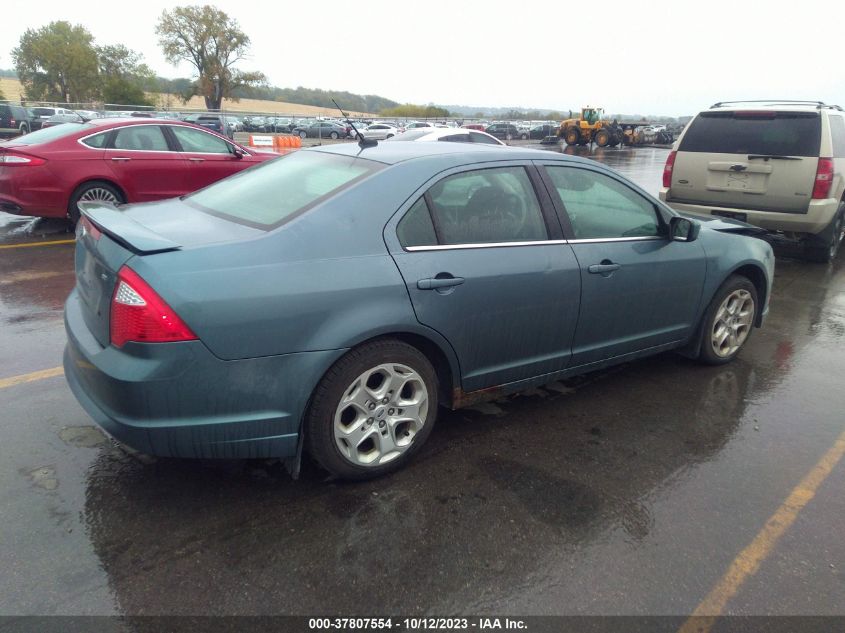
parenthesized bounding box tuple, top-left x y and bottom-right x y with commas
(1, 146, 843, 618)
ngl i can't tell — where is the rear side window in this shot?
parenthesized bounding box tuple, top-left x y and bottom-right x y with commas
(397, 198, 438, 248)
(426, 167, 547, 245)
(81, 132, 109, 148)
(830, 115, 845, 158)
(185, 151, 381, 229)
(680, 111, 821, 157)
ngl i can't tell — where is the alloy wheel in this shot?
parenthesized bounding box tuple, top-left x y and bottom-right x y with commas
(711, 289, 755, 358)
(333, 363, 429, 468)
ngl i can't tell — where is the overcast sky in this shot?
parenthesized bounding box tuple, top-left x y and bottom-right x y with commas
(3, 0, 843, 116)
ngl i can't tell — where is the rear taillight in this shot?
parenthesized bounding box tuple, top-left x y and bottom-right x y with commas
(812, 158, 835, 199)
(662, 150, 677, 188)
(0, 150, 46, 166)
(110, 267, 197, 348)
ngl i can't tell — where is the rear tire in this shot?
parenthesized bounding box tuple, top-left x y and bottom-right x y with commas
(802, 202, 844, 263)
(68, 181, 124, 224)
(305, 339, 439, 480)
(697, 275, 758, 365)
(329, 131, 339, 140)
(299, 130, 308, 139)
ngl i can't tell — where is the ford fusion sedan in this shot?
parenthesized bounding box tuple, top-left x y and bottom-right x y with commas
(64, 142, 774, 480)
(0, 118, 274, 222)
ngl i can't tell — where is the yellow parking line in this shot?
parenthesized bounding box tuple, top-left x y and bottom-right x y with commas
(0, 239, 76, 250)
(0, 366, 64, 390)
(678, 428, 845, 633)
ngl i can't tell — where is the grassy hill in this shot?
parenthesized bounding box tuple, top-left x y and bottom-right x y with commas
(1, 77, 376, 117)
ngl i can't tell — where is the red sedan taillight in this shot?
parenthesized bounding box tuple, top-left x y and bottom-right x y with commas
(662, 150, 677, 188)
(812, 158, 835, 199)
(110, 267, 197, 348)
(0, 150, 46, 166)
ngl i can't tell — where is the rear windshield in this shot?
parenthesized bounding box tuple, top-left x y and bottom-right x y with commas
(10, 122, 94, 145)
(184, 151, 384, 229)
(680, 111, 821, 156)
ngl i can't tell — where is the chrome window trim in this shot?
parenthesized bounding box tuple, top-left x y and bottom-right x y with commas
(75, 123, 251, 156)
(403, 235, 665, 252)
(406, 239, 570, 251)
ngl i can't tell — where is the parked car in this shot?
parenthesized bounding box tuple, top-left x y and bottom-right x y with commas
(529, 124, 557, 139)
(268, 117, 295, 133)
(0, 104, 33, 138)
(41, 112, 88, 129)
(62, 141, 774, 480)
(360, 123, 401, 140)
(29, 107, 75, 130)
(387, 128, 504, 145)
(405, 121, 433, 129)
(225, 116, 244, 133)
(191, 114, 234, 139)
(243, 116, 269, 132)
(661, 100, 845, 262)
(485, 123, 528, 140)
(0, 118, 275, 222)
(461, 123, 486, 131)
(294, 121, 348, 139)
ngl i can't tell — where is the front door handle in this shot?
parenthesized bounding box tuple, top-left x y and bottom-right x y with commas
(417, 276, 465, 290)
(189, 157, 205, 163)
(111, 157, 131, 162)
(588, 262, 621, 274)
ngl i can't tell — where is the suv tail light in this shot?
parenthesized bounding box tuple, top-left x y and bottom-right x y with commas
(110, 267, 197, 348)
(0, 150, 46, 166)
(662, 150, 677, 188)
(812, 158, 835, 199)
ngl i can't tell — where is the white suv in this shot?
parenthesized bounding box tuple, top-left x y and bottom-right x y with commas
(660, 101, 845, 262)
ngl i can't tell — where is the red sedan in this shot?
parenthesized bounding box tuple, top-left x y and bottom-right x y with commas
(0, 118, 276, 222)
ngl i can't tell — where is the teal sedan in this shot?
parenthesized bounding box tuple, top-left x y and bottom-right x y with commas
(64, 141, 774, 479)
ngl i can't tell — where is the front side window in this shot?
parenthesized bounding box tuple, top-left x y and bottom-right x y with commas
(426, 167, 547, 245)
(546, 166, 661, 240)
(113, 126, 170, 151)
(171, 126, 232, 154)
(185, 151, 381, 229)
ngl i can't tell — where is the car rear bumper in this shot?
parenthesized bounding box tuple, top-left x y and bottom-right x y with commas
(0, 167, 69, 218)
(64, 288, 346, 459)
(660, 190, 839, 235)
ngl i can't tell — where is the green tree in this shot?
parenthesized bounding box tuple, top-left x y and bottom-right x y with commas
(380, 104, 450, 119)
(97, 45, 154, 106)
(13, 21, 99, 103)
(156, 5, 266, 110)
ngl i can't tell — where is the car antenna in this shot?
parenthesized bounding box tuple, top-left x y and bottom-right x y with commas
(332, 99, 376, 148)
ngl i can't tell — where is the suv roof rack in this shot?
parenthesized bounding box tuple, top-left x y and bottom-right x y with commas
(710, 100, 843, 111)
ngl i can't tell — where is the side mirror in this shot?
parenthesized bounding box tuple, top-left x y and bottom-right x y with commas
(232, 148, 245, 160)
(669, 216, 700, 242)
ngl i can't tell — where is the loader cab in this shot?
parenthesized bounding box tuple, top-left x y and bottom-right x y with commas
(582, 108, 602, 125)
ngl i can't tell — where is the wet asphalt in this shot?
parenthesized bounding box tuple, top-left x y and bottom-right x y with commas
(0, 144, 843, 619)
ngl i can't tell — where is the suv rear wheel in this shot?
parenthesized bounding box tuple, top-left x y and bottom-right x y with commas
(802, 202, 844, 263)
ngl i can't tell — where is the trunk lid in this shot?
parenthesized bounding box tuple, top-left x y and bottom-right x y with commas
(671, 110, 821, 213)
(75, 198, 264, 347)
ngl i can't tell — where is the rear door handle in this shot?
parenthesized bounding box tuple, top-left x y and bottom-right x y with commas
(417, 276, 465, 290)
(189, 157, 205, 163)
(111, 157, 131, 162)
(588, 263, 621, 274)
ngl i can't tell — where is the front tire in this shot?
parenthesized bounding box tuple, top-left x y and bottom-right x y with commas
(564, 127, 580, 145)
(305, 339, 439, 480)
(698, 275, 758, 365)
(299, 130, 308, 139)
(329, 131, 339, 140)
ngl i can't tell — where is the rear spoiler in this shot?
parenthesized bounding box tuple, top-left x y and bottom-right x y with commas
(79, 202, 182, 254)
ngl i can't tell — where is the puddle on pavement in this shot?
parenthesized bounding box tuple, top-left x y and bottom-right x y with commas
(59, 425, 109, 448)
(24, 465, 59, 491)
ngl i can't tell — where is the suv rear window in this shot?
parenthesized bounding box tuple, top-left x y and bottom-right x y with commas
(184, 151, 382, 229)
(680, 111, 821, 157)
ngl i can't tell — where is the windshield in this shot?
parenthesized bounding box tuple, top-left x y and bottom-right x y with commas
(680, 111, 821, 156)
(184, 151, 384, 229)
(9, 122, 95, 145)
